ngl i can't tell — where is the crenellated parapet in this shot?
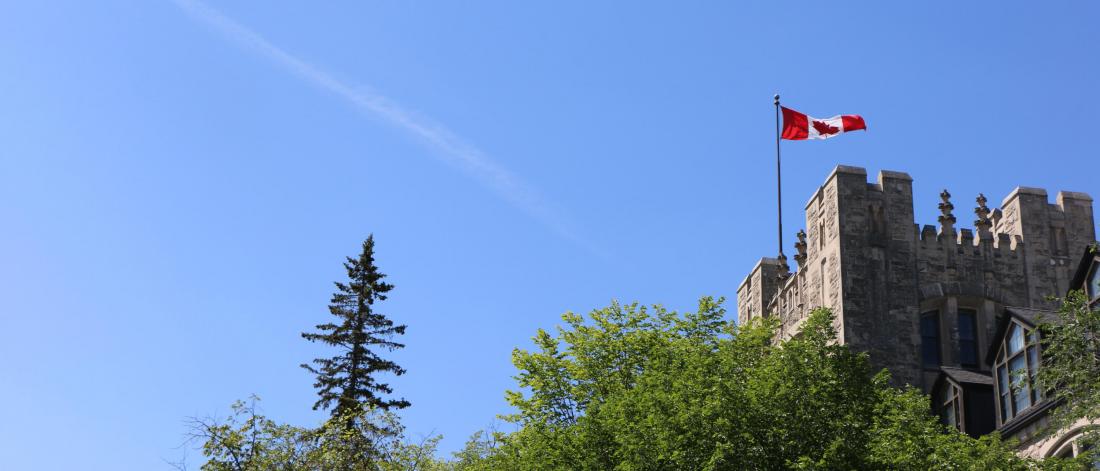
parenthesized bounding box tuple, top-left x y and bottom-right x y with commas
(736, 164, 1096, 390)
(917, 222, 1023, 256)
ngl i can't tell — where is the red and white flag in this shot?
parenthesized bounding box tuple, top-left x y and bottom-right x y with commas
(781, 106, 866, 140)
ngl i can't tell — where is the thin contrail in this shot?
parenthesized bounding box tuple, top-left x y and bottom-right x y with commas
(172, 0, 599, 254)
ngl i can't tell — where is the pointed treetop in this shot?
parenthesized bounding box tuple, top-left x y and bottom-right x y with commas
(301, 234, 409, 426)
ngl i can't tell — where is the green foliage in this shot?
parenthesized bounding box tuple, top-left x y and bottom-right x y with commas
(863, 386, 1073, 470)
(474, 298, 1058, 470)
(189, 396, 316, 470)
(185, 396, 446, 471)
(446, 430, 504, 471)
(301, 235, 410, 429)
(1038, 288, 1100, 461)
(186, 294, 1100, 469)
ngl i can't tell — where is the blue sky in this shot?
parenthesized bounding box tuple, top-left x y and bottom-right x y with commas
(1, 1, 1098, 468)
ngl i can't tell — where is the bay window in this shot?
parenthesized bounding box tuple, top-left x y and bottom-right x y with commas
(994, 321, 1040, 423)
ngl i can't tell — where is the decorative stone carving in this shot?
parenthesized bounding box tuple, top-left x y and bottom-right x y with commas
(776, 253, 790, 278)
(974, 193, 993, 239)
(938, 189, 957, 236)
(794, 229, 808, 268)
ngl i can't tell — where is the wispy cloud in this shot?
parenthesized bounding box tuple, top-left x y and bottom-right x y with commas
(172, 0, 598, 254)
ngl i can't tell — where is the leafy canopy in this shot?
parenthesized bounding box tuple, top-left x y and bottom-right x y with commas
(1038, 285, 1100, 461)
(184, 396, 447, 471)
(474, 297, 1073, 470)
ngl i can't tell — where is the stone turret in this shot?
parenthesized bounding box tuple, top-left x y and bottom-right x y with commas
(996, 187, 1096, 306)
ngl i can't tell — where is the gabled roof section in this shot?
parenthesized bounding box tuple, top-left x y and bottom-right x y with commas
(939, 367, 992, 386)
(1069, 244, 1099, 290)
(984, 307, 1056, 367)
(1002, 307, 1053, 327)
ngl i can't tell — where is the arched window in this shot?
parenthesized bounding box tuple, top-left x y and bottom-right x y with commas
(1048, 431, 1100, 468)
(994, 321, 1040, 423)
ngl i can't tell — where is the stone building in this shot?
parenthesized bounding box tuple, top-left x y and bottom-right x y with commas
(736, 165, 1096, 456)
(979, 248, 1100, 458)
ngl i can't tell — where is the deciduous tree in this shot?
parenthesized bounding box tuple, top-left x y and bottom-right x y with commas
(477, 298, 1074, 469)
(1038, 284, 1100, 462)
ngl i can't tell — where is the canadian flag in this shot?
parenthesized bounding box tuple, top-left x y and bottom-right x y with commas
(781, 106, 866, 140)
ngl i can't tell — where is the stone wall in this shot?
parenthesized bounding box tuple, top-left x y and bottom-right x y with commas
(996, 187, 1096, 308)
(736, 165, 1096, 391)
(1011, 417, 1096, 459)
(736, 257, 785, 326)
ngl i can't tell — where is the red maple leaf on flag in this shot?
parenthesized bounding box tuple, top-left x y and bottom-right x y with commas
(812, 120, 839, 136)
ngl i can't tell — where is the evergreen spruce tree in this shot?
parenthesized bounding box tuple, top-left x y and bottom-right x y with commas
(302, 235, 410, 429)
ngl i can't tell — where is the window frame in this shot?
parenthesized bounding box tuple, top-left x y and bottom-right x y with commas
(993, 319, 1041, 424)
(957, 308, 979, 368)
(940, 380, 964, 433)
(1087, 263, 1100, 304)
(921, 310, 941, 368)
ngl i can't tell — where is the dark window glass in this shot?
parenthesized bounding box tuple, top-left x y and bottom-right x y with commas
(958, 309, 978, 367)
(1085, 444, 1100, 470)
(940, 384, 963, 432)
(996, 321, 1043, 423)
(921, 312, 941, 366)
(1089, 265, 1100, 300)
(1010, 354, 1031, 412)
(945, 400, 956, 427)
(1008, 324, 1024, 354)
(1028, 345, 1041, 403)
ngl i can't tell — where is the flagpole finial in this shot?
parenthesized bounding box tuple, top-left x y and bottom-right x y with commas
(774, 94, 780, 105)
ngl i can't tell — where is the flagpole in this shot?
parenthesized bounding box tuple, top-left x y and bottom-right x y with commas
(774, 94, 785, 265)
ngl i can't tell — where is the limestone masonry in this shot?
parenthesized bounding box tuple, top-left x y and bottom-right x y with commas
(736, 165, 1095, 391)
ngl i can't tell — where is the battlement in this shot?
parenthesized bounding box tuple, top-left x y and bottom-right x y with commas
(804, 166, 912, 208)
(786, 165, 1091, 278)
(736, 164, 1096, 388)
(917, 224, 1023, 255)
